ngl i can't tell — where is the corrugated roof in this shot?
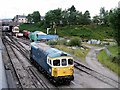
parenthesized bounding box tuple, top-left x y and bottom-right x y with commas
(37, 35, 58, 40)
(34, 31, 47, 35)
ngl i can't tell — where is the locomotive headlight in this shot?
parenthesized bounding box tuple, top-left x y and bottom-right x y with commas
(69, 67, 73, 70)
(49, 68, 51, 72)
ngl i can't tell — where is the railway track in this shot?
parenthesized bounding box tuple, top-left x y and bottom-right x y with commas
(2, 33, 53, 88)
(74, 60, 120, 88)
(3, 39, 36, 88)
(4, 33, 72, 89)
(3, 33, 71, 89)
(14, 36, 30, 46)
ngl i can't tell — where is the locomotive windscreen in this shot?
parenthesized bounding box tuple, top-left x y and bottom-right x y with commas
(61, 53, 67, 56)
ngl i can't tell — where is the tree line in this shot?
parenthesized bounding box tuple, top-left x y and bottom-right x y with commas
(26, 5, 116, 26)
(27, 5, 92, 26)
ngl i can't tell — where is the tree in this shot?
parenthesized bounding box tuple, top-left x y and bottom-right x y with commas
(76, 10, 91, 25)
(76, 11, 82, 25)
(32, 11, 41, 23)
(109, 8, 120, 46)
(68, 5, 76, 13)
(26, 14, 33, 23)
(83, 10, 91, 25)
(27, 11, 41, 23)
(45, 8, 62, 28)
(68, 5, 77, 25)
(100, 7, 106, 17)
(61, 10, 69, 26)
(109, 8, 120, 64)
(99, 7, 109, 25)
(92, 15, 100, 25)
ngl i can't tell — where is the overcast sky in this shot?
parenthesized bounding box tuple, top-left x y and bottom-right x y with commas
(0, 0, 119, 19)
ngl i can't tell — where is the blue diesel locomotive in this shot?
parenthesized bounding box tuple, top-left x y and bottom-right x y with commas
(30, 42, 74, 85)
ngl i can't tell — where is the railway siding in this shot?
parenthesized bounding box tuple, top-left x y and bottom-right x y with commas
(74, 61, 119, 88)
(3, 33, 58, 88)
(4, 42, 35, 88)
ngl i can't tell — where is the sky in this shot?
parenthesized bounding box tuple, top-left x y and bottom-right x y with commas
(0, 0, 120, 19)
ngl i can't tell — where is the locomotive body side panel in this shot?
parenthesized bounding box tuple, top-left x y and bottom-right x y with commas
(31, 45, 51, 75)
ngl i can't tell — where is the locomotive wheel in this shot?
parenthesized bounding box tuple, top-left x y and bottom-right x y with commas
(65, 80, 71, 85)
(39, 66, 42, 72)
(53, 80, 58, 87)
(30, 57, 33, 63)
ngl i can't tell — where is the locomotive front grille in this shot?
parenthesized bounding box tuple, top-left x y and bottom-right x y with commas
(52, 66, 74, 77)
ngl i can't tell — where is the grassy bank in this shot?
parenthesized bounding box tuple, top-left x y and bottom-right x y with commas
(19, 23, 45, 32)
(19, 24, 114, 40)
(108, 46, 118, 56)
(54, 45, 89, 62)
(97, 46, 120, 76)
(57, 25, 113, 40)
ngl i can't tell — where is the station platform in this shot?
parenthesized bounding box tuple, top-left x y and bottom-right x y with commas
(0, 34, 8, 89)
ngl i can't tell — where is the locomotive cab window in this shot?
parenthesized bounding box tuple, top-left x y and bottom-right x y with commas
(62, 59, 67, 66)
(47, 59, 52, 66)
(68, 59, 73, 65)
(53, 60, 60, 66)
(50, 60, 52, 65)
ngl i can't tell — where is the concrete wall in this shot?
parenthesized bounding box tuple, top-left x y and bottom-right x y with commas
(0, 36, 8, 89)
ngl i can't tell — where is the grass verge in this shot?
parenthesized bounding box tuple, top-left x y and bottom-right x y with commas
(54, 45, 90, 62)
(97, 48, 120, 76)
(108, 46, 118, 56)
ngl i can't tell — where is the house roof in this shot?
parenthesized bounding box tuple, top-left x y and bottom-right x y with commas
(16, 15, 26, 18)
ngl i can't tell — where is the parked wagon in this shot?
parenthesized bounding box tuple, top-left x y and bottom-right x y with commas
(12, 26, 19, 36)
(29, 31, 58, 41)
(23, 30, 30, 38)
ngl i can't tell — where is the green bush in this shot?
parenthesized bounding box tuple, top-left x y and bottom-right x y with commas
(68, 37, 81, 46)
(57, 39, 67, 45)
(47, 40, 57, 45)
(111, 56, 120, 65)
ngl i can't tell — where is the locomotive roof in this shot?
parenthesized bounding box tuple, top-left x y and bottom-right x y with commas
(46, 48, 71, 58)
(31, 42, 51, 51)
(31, 42, 71, 58)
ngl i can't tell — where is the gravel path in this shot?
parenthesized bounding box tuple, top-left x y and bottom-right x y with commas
(85, 45, 119, 88)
